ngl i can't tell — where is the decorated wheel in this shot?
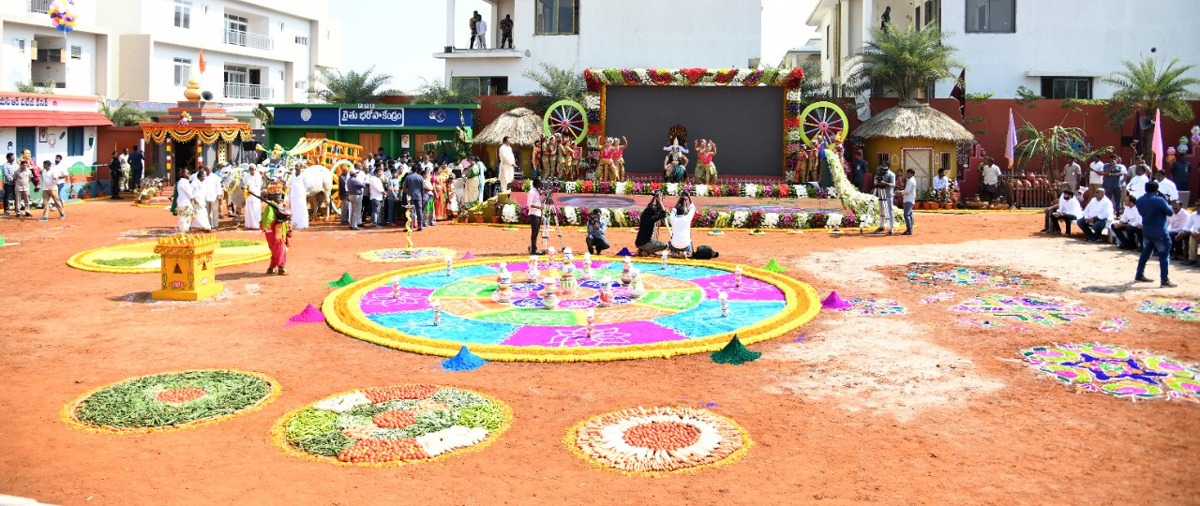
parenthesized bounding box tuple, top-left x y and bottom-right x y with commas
(800, 101, 848, 146)
(67, 239, 270, 273)
(323, 256, 819, 362)
(565, 406, 751, 476)
(270, 384, 512, 467)
(543, 100, 589, 144)
(62, 369, 281, 434)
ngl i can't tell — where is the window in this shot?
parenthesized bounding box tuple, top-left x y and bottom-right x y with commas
(173, 57, 191, 86)
(451, 77, 482, 96)
(225, 65, 248, 85)
(67, 127, 84, 157)
(278, 70, 284, 81)
(940, 152, 952, 172)
(295, 80, 308, 90)
(174, 0, 191, 28)
(825, 26, 830, 59)
(1041, 77, 1092, 99)
(295, 35, 309, 45)
(966, 0, 1014, 33)
(535, 0, 578, 35)
(70, 46, 81, 59)
(876, 153, 891, 167)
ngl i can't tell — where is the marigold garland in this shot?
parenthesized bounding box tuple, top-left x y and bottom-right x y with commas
(60, 369, 282, 435)
(268, 385, 514, 468)
(322, 256, 819, 363)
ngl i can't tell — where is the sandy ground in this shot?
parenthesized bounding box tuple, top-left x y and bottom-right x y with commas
(0, 199, 1198, 506)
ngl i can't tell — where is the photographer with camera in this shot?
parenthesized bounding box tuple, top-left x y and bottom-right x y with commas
(527, 176, 547, 254)
(872, 162, 897, 235)
(668, 192, 697, 256)
(635, 191, 670, 256)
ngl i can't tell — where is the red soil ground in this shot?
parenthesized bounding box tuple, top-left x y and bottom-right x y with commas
(0, 198, 1197, 505)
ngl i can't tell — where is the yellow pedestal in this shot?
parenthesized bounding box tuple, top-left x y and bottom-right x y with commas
(151, 233, 224, 301)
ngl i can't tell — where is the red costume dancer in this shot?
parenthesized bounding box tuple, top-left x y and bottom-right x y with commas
(260, 189, 291, 275)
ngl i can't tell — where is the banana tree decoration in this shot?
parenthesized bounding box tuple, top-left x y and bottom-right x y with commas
(1015, 123, 1113, 183)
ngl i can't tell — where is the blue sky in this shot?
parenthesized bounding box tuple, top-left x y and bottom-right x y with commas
(333, 0, 818, 93)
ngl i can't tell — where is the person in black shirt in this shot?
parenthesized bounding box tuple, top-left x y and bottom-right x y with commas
(850, 150, 868, 190)
(635, 191, 669, 256)
(1170, 157, 1190, 203)
(500, 14, 514, 49)
(338, 168, 350, 225)
(109, 151, 123, 199)
(128, 146, 144, 190)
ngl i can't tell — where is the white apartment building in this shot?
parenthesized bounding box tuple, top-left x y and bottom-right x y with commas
(436, 0, 762, 95)
(807, 0, 1196, 100)
(0, 0, 341, 104)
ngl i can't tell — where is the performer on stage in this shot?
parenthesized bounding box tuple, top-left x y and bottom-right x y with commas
(288, 163, 309, 230)
(597, 138, 615, 182)
(613, 136, 628, 181)
(694, 139, 718, 185)
(243, 164, 263, 230)
(557, 134, 573, 180)
(532, 138, 544, 179)
(662, 137, 689, 183)
(544, 135, 559, 179)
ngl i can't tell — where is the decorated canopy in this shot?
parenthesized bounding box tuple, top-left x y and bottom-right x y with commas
(140, 77, 252, 145)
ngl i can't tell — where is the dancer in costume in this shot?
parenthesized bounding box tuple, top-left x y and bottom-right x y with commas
(432, 164, 447, 220)
(555, 134, 570, 180)
(613, 136, 628, 181)
(243, 164, 263, 230)
(598, 138, 615, 182)
(288, 163, 309, 229)
(247, 187, 291, 275)
(531, 138, 544, 179)
(662, 137, 689, 183)
(694, 139, 718, 185)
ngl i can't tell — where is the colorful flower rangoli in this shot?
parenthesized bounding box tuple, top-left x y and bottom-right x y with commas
(1021, 343, 1200, 403)
(840, 298, 907, 316)
(565, 406, 752, 476)
(904, 263, 1030, 289)
(1137, 298, 1199, 322)
(950, 293, 1092, 327)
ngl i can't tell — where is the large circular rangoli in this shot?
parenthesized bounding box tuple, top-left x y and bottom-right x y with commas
(1021, 343, 1200, 403)
(323, 256, 819, 362)
(565, 406, 752, 476)
(62, 369, 281, 434)
(270, 384, 512, 467)
(68, 239, 270, 273)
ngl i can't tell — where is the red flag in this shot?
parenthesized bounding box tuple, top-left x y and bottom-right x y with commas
(199, 50, 206, 74)
(949, 69, 966, 119)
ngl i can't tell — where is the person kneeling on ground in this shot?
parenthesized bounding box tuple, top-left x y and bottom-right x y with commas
(1076, 188, 1114, 242)
(586, 208, 610, 255)
(1111, 194, 1143, 250)
(1046, 185, 1082, 235)
(668, 193, 697, 256)
(635, 191, 669, 256)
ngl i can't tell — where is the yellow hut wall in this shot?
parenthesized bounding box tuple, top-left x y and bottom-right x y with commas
(482, 146, 534, 178)
(864, 138, 959, 196)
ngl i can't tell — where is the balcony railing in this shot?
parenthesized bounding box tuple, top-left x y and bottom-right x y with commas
(223, 29, 274, 51)
(224, 83, 273, 100)
(29, 0, 52, 13)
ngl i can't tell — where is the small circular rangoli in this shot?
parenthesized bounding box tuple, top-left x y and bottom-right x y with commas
(359, 247, 457, 263)
(565, 406, 752, 476)
(68, 239, 271, 273)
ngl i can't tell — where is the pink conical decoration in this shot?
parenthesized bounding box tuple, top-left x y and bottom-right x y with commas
(461, 251, 476, 260)
(821, 291, 851, 310)
(284, 304, 325, 327)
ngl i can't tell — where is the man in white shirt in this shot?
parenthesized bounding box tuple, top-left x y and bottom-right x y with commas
(3, 152, 17, 214)
(900, 168, 917, 235)
(475, 17, 488, 49)
(1076, 188, 1114, 242)
(1126, 164, 1150, 200)
(498, 136, 516, 192)
(368, 168, 386, 227)
(1087, 155, 1106, 194)
(980, 157, 1001, 202)
(931, 168, 952, 192)
(53, 154, 68, 203)
(1167, 200, 1191, 260)
(1062, 158, 1082, 192)
(1153, 169, 1179, 203)
(668, 194, 696, 255)
(526, 177, 544, 254)
(38, 160, 65, 220)
(1110, 194, 1142, 250)
(1182, 201, 1200, 266)
(202, 166, 223, 229)
(175, 168, 199, 233)
(1046, 186, 1083, 235)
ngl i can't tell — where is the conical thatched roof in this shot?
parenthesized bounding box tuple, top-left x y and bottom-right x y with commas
(851, 101, 974, 142)
(474, 107, 543, 147)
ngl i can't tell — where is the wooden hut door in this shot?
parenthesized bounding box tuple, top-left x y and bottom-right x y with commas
(358, 133, 381, 157)
(902, 148, 933, 195)
(414, 134, 437, 158)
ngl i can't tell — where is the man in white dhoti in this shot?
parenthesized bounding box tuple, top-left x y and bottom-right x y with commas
(244, 164, 263, 230)
(176, 168, 197, 233)
(203, 166, 222, 229)
(288, 163, 309, 230)
(498, 137, 516, 193)
(191, 170, 213, 231)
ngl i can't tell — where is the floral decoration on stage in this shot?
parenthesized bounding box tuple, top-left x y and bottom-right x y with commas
(322, 256, 819, 362)
(510, 179, 838, 200)
(565, 406, 752, 476)
(1020, 343, 1200, 403)
(582, 68, 804, 175)
(62, 369, 281, 434)
(270, 385, 512, 467)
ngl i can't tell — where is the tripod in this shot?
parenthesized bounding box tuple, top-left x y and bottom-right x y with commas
(538, 183, 566, 254)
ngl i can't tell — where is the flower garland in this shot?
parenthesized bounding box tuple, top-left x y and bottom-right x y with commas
(142, 124, 253, 144)
(269, 385, 513, 467)
(564, 406, 752, 476)
(61, 369, 281, 435)
(511, 179, 837, 200)
(583, 67, 804, 176)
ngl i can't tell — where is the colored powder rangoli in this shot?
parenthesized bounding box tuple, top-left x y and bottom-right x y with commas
(1137, 298, 1198, 322)
(950, 293, 1092, 327)
(903, 263, 1030, 289)
(1021, 343, 1200, 403)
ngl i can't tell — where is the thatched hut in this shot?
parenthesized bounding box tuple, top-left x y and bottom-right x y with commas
(851, 101, 974, 193)
(474, 107, 543, 177)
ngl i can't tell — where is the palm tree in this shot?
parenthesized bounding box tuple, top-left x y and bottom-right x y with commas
(521, 62, 585, 112)
(99, 98, 150, 126)
(15, 79, 56, 94)
(1102, 56, 1200, 131)
(845, 24, 964, 103)
(308, 66, 395, 104)
(252, 104, 273, 126)
(410, 78, 479, 105)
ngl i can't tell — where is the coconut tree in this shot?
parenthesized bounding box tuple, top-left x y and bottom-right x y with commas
(521, 62, 585, 113)
(1102, 56, 1200, 132)
(99, 98, 150, 126)
(845, 24, 964, 103)
(308, 66, 396, 104)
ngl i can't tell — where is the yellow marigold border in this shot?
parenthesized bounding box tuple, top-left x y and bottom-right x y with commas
(562, 406, 753, 478)
(132, 202, 169, 209)
(60, 368, 282, 435)
(267, 385, 515, 468)
(322, 256, 820, 362)
(358, 247, 457, 263)
(66, 239, 272, 274)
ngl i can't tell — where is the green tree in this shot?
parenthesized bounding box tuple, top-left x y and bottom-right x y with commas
(1015, 123, 1112, 182)
(99, 98, 151, 126)
(797, 60, 830, 103)
(1102, 56, 1200, 131)
(15, 79, 56, 94)
(252, 103, 273, 126)
(308, 66, 396, 104)
(410, 78, 479, 105)
(521, 62, 585, 112)
(845, 24, 964, 103)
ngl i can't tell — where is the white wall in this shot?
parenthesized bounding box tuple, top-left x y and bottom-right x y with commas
(445, 0, 762, 94)
(0, 126, 99, 178)
(0, 24, 99, 95)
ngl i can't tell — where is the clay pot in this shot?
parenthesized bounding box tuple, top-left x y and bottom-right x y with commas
(490, 216, 500, 224)
(474, 216, 484, 224)
(943, 203, 954, 209)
